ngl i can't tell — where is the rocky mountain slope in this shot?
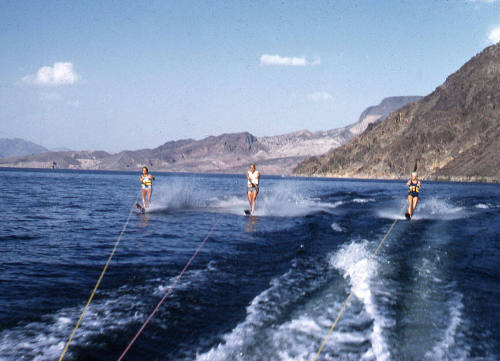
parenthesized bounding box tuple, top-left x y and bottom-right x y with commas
(294, 43, 500, 182)
(0, 138, 48, 158)
(347, 96, 422, 136)
(0, 97, 420, 175)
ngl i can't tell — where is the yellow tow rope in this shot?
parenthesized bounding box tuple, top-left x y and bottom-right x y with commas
(58, 195, 139, 361)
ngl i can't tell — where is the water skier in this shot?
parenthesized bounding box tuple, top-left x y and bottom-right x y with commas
(246, 163, 260, 215)
(139, 166, 155, 210)
(406, 171, 421, 220)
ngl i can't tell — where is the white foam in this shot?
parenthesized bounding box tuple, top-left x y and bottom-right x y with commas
(474, 203, 489, 209)
(403, 235, 473, 360)
(377, 197, 469, 221)
(142, 180, 344, 218)
(352, 198, 375, 203)
(212, 196, 249, 215)
(145, 180, 200, 212)
(271, 316, 330, 361)
(270, 312, 373, 361)
(196, 240, 394, 361)
(212, 187, 343, 218)
(425, 293, 470, 361)
(195, 266, 342, 361)
(195, 273, 289, 361)
(330, 240, 391, 361)
(376, 200, 409, 220)
(414, 198, 468, 220)
(207, 259, 218, 272)
(153, 268, 206, 296)
(0, 293, 145, 361)
(331, 222, 344, 232)
(250, 196, 343, 218)
(0, 273, 202, 360)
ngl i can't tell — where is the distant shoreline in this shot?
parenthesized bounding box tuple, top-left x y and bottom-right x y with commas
(292, 172, 500, 184)
(2, 166, 498, 184)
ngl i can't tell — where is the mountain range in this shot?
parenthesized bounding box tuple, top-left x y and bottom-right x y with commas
(0, 138, 48, 158)
(293, 42, 500, 182)
(0, 96, 420, 174)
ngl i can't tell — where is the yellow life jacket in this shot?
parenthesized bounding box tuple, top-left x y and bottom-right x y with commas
(142, 175, 153, 186)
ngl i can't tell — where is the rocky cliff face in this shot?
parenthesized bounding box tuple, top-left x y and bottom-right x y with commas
(347, 96, 423, 136)
(259, 128, 352, 158)
(294, 43, 500, 182)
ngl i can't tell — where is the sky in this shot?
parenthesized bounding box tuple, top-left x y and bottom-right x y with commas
(1, 0, 499, 153)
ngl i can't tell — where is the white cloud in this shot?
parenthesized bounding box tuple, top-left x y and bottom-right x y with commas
(260, 54, 320, 66)
(23, 62, 79, 86)
(307, 91, 333, 102)
(488, 26, 500, 44)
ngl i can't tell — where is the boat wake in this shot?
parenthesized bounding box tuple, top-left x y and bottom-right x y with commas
(145, 182, 344, 217)
(196, 239, 393, 361)
(377, 197, 469, 221)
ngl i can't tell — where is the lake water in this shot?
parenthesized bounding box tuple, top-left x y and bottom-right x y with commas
(0, 168, 499, 361)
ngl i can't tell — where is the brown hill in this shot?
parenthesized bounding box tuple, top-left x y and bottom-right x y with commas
(294, 43, 500, 182)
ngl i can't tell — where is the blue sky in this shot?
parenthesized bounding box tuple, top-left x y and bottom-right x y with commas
(1, 0, 499, 152)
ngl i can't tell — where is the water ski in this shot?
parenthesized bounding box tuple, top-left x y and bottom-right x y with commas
(136, 203, 145, 214)
(244, 209, 251, 216)
(405, 212, 411, 220)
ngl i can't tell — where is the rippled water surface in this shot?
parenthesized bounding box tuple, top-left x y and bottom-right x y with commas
(1, 168, 499, 361)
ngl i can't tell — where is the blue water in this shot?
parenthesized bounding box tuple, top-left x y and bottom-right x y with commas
(1, 168, 499, 361)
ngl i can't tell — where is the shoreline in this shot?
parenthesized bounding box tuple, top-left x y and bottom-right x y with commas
(291, 172, 500, 184)
(1, 165, 499, 184)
